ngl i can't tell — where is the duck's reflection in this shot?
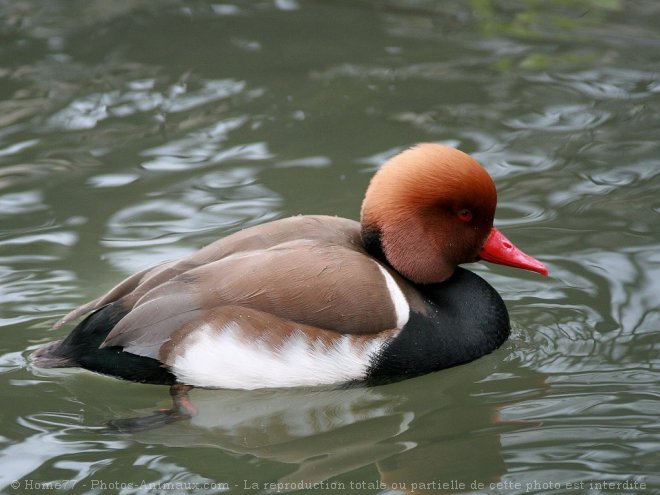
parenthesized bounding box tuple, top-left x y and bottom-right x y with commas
(123, 360, 521, 493)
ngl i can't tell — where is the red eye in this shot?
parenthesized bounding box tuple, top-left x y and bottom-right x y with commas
(457, 209, 472, 222)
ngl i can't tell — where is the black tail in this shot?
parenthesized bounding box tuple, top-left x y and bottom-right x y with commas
(31, 302, 176, 385)
(30, 339, 76, 368)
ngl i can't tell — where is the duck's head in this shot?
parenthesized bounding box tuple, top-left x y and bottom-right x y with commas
(360, 143, 548, 284)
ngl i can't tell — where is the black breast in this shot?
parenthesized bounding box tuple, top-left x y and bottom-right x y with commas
(366, 267, 511, 383)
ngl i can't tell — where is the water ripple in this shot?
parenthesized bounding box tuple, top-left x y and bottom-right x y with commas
(545, 68, 660, 100)
(0, 191, 48, 215)
(47, 79, 247, 131)
(504, 104, 611, 132)
(0, 412, 129, 492)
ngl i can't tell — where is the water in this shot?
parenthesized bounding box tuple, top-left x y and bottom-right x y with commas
(1, 0, 659, 493)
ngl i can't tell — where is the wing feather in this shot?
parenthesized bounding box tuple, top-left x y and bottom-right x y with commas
(57, 216, 415, 363)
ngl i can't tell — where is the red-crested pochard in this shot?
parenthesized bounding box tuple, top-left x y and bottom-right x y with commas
(32, 144, 547, 428)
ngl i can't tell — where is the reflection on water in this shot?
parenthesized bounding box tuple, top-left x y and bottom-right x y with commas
(1, 0, 659, 493)
(0, 412, 130, 491)
(12, 361, 524, 493)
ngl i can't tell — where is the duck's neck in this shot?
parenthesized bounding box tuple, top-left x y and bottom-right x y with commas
(361, 225, 387, 263)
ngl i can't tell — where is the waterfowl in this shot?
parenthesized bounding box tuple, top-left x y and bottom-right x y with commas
(32, 143, 547, 427)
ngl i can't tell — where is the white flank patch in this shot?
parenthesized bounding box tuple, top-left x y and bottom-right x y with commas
(171, 323, 393, 390)
(376, 263, 410, 329)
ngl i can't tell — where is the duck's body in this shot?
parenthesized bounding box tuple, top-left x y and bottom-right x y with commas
(33, 215, 510, 389)
(32, 144, 546, 399)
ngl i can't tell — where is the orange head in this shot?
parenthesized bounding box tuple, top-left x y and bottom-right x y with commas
(360, 143, 547, 284)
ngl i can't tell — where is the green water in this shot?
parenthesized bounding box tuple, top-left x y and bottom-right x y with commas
(1, 1, 659, 493)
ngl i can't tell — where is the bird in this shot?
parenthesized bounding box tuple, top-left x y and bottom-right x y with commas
(31, 143, 547, 429)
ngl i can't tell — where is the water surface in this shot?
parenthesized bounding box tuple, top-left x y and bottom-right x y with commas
(1, 1, 659, 493)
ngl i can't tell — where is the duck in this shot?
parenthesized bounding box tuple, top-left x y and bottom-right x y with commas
(31, 143, 547, 428)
